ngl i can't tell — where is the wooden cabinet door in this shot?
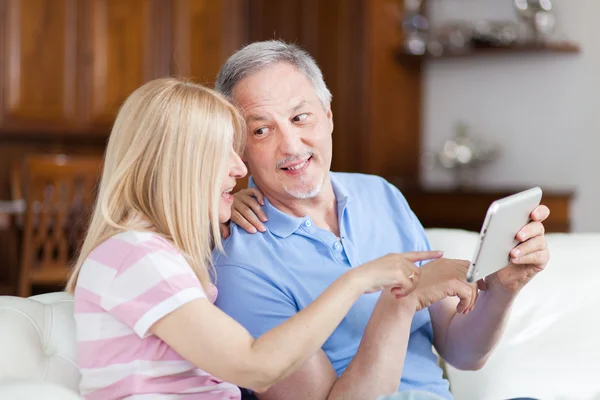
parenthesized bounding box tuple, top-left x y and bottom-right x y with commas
(0, 0, 79, 132)
(79, 0, 169, 130)
(170, 0, 246, 86)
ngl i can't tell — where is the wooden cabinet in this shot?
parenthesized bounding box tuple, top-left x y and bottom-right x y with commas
(402, 188, 573, 233)
(0, 0, 79, 131)
(1, 0, 418, 182)
(0, 0, 245, 135)
(80, 0, 168, 128)
(171, 0, 233, 83)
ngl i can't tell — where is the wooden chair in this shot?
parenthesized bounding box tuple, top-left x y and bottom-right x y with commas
(17, 154, 103, 297)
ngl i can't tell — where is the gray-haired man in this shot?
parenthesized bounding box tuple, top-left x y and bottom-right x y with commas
(212, 40, 550, 400)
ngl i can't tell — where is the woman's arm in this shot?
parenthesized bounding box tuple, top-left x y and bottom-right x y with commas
(151, 251, 437, 393)
(151, 271, 361, 393)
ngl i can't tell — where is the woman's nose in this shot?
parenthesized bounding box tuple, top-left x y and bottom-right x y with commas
(231, 151, 247, 178)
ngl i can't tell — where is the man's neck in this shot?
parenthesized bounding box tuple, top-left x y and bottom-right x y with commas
(264, 177, 340, 237)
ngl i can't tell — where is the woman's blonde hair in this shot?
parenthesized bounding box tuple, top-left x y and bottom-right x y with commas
(66, 77, 245, 293)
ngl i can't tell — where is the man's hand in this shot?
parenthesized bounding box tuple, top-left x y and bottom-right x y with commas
(482, 205, 551, 294)
(408, 258, 478, 314)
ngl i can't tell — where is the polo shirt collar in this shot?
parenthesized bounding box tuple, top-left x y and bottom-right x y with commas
(247, 173, 351, 239)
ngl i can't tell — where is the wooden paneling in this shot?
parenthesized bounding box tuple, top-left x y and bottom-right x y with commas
(80, 0, 167, 128)
(171, 0, 247, 85)
(172, 0, 222, 85)
(364, 0, 421, 185)
(316, 0, 368, 174)
(0, 0, 78, 130)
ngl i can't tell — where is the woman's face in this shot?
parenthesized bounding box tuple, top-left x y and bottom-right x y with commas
(219, 147, 247, 223)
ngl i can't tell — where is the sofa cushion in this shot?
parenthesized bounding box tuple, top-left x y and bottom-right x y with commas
(0, 292, 80, 393)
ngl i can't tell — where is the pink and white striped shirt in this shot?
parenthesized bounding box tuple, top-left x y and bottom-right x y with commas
(74, 230, 241, 399)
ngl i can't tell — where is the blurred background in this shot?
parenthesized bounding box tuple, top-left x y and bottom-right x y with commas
(0, 0, 595, 297)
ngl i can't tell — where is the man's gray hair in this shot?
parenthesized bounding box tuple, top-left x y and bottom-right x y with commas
(215, 40, 332, 109)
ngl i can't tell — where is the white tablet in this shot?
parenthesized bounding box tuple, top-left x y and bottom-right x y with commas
(466, 187, 543, 283)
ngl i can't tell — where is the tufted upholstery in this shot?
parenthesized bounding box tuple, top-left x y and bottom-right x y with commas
(0, 292, 81, 398)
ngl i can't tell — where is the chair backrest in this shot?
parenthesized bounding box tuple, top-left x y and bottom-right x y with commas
(0, 292, 80, 393)
(18, 154, 103, 296)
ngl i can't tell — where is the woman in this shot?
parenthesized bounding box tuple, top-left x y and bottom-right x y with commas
(66, 77, 440, 399)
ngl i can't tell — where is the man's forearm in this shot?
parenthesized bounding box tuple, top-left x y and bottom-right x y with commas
(442, 288, 516, 370)
(327, 292, 415, 400)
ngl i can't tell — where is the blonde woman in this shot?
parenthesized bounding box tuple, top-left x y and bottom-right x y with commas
(66, 77, 441, 400)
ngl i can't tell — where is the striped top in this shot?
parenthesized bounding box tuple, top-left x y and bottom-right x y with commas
(74, 230, 241, 399)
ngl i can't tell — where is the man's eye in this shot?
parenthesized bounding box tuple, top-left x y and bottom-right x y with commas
(254, 127, 269, 136)
(292, 113, 309, 122)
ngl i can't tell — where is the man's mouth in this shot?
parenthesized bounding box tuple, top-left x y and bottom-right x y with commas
(280, 155, 313, 171)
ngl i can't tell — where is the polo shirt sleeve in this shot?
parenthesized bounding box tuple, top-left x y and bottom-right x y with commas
(406, 205, 433, 254)
(215, 264, 298, 338)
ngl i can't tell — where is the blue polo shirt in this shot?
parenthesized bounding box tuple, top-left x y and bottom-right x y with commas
(213, 172, 451, 399)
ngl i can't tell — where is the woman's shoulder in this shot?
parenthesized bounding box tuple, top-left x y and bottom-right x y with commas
(87, 230, 184, 271)
(111, 230, 179, 253)
(78, 230, 202, 299)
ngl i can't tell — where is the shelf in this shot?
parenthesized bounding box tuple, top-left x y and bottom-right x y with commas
(398, 41, 581, 61)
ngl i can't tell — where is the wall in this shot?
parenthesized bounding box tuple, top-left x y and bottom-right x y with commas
(422, 0, 600, 232)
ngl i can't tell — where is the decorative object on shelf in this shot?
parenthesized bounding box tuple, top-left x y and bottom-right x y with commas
(471, 20, 521, 48)
(427, 20, 521, 57)
(401, 0, 430, 55)
(514, 0, 556, 43)
(424, 122, 501, 189)
(397, 0, 579, 59)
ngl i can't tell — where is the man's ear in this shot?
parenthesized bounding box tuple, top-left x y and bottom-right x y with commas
(326, 106, 334, 131)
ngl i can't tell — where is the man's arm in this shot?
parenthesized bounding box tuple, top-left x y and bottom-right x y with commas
(431, 206, 551, 370)
(429, 288, 515, 370)
(258, 291, 417, 400)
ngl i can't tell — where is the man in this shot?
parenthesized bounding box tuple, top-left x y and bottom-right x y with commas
(212, 40, 550, 400)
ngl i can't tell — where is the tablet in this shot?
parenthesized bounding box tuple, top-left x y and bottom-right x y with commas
(466, 187, 543, 283)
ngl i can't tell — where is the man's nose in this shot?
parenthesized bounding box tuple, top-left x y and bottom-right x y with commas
(277, 124, 303, 155)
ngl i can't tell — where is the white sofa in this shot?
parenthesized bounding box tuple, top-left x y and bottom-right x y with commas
(1, 228, 599, 400)
(426, 229, 600, 400)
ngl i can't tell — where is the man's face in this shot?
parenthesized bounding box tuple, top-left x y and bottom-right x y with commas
(232, 62, 333, 200)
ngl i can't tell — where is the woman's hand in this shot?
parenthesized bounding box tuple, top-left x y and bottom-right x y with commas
(352, 251, 444, 298)
(220, 188, 267, 238)
(232, 188, 268, 233)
